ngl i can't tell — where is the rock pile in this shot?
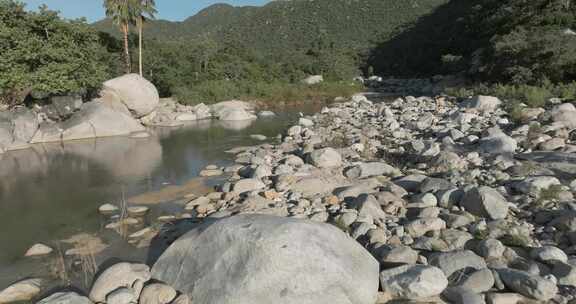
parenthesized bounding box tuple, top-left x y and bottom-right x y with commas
(5, 92, 576, 304)
(158, 93, 575, 303)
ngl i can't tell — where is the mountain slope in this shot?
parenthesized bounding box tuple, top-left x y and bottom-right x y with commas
(93, 0, 449, 53)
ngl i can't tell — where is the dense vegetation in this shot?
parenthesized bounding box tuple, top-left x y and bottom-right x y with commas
(0, 1, 112, 106)
(368, 0, 576, 85)
(2, 0, 576, 107)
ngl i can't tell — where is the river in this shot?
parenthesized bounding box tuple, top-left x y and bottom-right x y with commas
(0, 108, 312, 288)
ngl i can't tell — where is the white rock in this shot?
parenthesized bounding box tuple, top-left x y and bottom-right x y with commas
(379, 265, 448, 299)
(0, 278, 42, 303)
(24, 243, 53, 257)
(102, 74, 159, 118)
(152, 214, 379, 304)
(89, 263, 151, 303)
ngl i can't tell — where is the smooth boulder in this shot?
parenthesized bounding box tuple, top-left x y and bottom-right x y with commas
(152, 214, 379, 304)
(31, 101, 145, 143)
(89, 262, 151, 303)
(102, 74, 159, 117)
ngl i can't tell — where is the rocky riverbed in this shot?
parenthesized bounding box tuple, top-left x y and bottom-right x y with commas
(2, 92, 576, 304)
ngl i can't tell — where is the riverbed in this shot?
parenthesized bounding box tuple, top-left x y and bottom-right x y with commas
(0, 108, 312, 288)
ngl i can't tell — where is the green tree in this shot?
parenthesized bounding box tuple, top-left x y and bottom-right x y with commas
(133, 0, 157, 76)
(104, 0, 137, 74)
(0, 0, 109, 106)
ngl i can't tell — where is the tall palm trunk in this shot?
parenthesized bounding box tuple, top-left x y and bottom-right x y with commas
(138, 16, 143, 76)
(121, 22, 131, 74)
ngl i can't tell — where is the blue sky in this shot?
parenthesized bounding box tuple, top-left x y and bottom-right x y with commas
(22, 0, 271, 22)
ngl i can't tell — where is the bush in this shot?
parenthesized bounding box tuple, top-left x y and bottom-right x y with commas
(174, 80, 363, 106)
(0, 1, 110, 106)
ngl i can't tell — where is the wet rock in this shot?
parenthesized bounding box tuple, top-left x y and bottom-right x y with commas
(0, 278, 42, 304)
(24, 243, 53, 257)
(89, 262, 151, 303)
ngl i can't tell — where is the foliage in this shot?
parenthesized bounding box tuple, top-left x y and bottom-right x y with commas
(367, 0, 576, 85)
(0, 0, 109, 106)
(173, 81, 362, 106)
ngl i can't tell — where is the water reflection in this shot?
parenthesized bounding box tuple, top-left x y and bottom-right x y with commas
(0, 115, 293, 269)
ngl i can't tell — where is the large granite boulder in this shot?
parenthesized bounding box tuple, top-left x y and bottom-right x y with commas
(0, 107, 39, 151)
(102, 74, 159, 117)
(30, 101, 145, 143)
(152, 214, 379, 304)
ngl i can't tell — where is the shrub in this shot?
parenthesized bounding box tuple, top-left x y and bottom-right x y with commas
(0, 1, 110, 106)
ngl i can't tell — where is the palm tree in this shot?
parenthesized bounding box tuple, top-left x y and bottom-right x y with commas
(134, 0, 157, 76)
(104, 0, 136, 74)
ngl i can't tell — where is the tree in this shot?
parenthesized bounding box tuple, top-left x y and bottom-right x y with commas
(133, 0, 157, 76)
(104, 0, 136, 74)
(0, 0, 109, 106)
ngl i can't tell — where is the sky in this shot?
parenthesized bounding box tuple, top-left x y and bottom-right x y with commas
(22, 0, 272, 22)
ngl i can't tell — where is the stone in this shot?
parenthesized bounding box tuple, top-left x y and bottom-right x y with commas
(551, 103, 576, 130)
(102, 74, 159, 117)
(442, 287, 484, 304)
(463, 95, 502, 112)
(106, 288, 136, 304)
(552, 262, 576, 287)
(485, 292, 526, 304)
(0, 279, 42, 304)
(428, 250, 487, 278)
(344, 162, 400, 179)
(479, 127, 517, 154)
(376, 245, 419, 267)
(308, 148, 342, 168)
(89, 262, 151, 303)
(405, 217, 446, 238)
(513, 176, 561, 196)
(152, 214, 379, 304)
(298, 118, 314, 127)
(302, 75, 324, 85)
(37, 292, 93, 304)
(530, 246, 568, 264)
(50, 95, 83, 118)
(175, 113, 197, 121)
(496, 268, 558, 301)
(170, 294, 191, 304)
(419, 177, 455, 193)
(460, 186, 509, 220)
(232, 178, 266, 194)
(354, 194, 387, 222)
(454, 268, 495, 293)
(476, 239, 506, 259)
(24, 243, 53, 257)
(250, 134, 267, 141)
(379, 265, 448, 300)
(98, 203, 119, 214)
(217, 108, 257, 121)
(258, 111, 276, 117)
(138, 283, 177, 304)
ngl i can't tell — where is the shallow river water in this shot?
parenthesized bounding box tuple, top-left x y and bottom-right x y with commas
(0, 108, 310, 288)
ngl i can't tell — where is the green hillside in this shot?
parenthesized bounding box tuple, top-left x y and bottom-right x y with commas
(93, 0, 449, 55)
